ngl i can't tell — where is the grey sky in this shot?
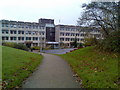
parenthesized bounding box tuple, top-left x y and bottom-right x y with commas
(0, 0, 91, 25)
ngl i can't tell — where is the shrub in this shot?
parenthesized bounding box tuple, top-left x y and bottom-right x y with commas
(2, 42, 15, 48)
(2, 42, 29, 51)
(84, 37, 98, 46)
(14, 43, 29, 51)
(96, 31, 120, 53)
(78, 43, 84, 48)
(31, 46, 40, 50)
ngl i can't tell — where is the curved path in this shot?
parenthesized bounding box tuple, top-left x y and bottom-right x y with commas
(22, 53, 80, 88)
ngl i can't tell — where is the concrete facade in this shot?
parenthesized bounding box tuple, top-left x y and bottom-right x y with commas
(1, 18, 103, 48)
(1, 20, 46, 47)
(55, 25, 102, 47)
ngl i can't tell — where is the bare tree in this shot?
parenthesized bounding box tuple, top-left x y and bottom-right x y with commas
(77, 2, 119, 38)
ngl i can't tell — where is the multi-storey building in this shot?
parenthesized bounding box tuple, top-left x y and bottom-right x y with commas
(0, 18, 103, 48)
(39, 18, 55, 42)
(39, 18, 59, 48)
(55, 25, 102, 47)
(0, 19, 46, 48)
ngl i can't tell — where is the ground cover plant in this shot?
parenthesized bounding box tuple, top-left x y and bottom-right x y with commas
(2, 46, 43, 88)
(59, 47, 119, 88)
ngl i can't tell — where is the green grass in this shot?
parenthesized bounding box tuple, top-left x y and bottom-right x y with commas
(2, 46, 43, 88)
(59, 47, 119, 88)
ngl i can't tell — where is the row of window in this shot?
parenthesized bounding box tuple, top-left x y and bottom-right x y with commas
(2, 30, 45, 35)
(60, 38, 84, 41)
(60, 33, 87, 37)
(60, 33, 101, 37)
(60, 28, 76, 31)
(60, 28, 100, 33)
(2, 23, 45, 29)
(2, 36, 45, 41)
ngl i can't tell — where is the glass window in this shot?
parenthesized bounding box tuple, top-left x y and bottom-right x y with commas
(14, 37, 16, 40)
(10, 30, 16, 34)
(22, 31, 24, 34)
(22, 25, 24, 28)
(18, 37, 21, 40)
(71, 33, 75, 36)
(10, 37, 16, 40)
(60, 38, 64, 41)
(65, 38, 70, 41)
(13, 25, 17, 28)
(2, 24, 4, 27)
(76, 33, 79, 36)
(26, 31, 28, 34)
(26, 37, 29, 40)
(18, 37, 24, 40)
(2, 30, 9, 34)
(22, 37, 24, 40)
(2, 36, 9, 40)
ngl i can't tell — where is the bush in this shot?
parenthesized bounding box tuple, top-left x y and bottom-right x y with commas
(31, 46, 40, 50)
(96, 31, 120, 53)
(78, 43, 84, 48)
(2, 42, 15, 48)
(2, 42, 29, 51)
(84, 37, 98, 46)
(14, 43, 29, 51)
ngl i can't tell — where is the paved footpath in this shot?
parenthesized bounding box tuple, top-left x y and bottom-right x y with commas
(22, 53, 80, 88)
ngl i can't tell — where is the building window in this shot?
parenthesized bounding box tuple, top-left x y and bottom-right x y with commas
(2, 24, 4, 27)
(81, 34, 85, 36)
(10, 30, 17, 34)
(28, 31, 31, 35)
(33, 37, 38, 41)
(66, 33, 70, 36)
(2, 23, 9, 27)
(28, 25, 31, 29)
(26, 25, 28, 28)
(60, 32, 64, 36)
(71, 33, 75, 36)
(32, 31, 35, 35)
(18, 37, 24, 40)
(65, 38, 70, 41)
(71, 38, 74, 41)
(80, 38, 84, 41)
(76, 33, 79, 36)
(2, 30, 9, 34)
(10, 37, 16, 40)
(18, 25, 21, 28)
(2, 36, 9, 40)
(41, 32, 44, 35)
(18, 31, 24, 34)
(26, 31, 29, 34)
(22, 25, 24, 28)
(26, 37, 31, 40)
(13, 25, 17, 28)
(60, 38, 64, 41)
(60, 28, 64, 30)
(22, 37, 24, 40)
(42, 37, 44, 40)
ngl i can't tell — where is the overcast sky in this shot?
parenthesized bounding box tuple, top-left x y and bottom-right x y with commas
(0, 0, 91, 25)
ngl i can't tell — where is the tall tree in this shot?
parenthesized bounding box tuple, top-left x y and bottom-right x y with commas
(77, 2, 119, 38)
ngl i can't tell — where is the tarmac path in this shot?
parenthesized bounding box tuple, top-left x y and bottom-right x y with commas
(22, 53, 80, 88)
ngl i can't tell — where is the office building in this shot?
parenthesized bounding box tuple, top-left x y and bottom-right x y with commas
(1, 19, 46, 48)
(1, 18, 103, 48)
(55, 25, 102, 47)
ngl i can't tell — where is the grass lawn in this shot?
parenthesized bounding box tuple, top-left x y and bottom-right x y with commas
(59, 47, 119, 88)
(2, 46, 43, 88)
